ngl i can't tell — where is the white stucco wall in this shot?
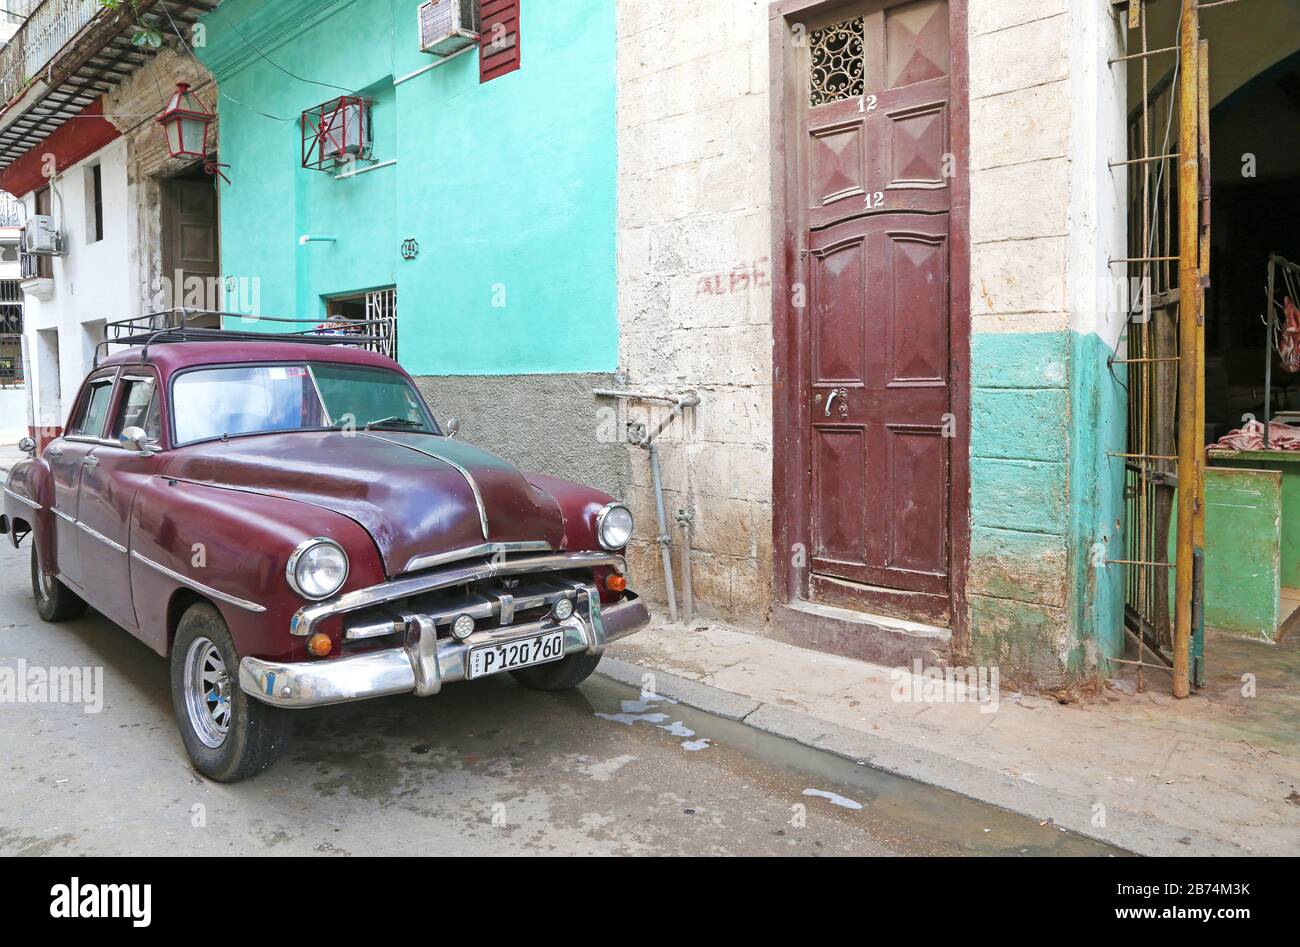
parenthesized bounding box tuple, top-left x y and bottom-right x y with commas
(20, 136, 137, 435)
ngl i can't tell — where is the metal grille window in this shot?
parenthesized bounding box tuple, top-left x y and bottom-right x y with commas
(365, 287, 398, 361)
(0, 276, 21, 388)
(324, 287, 398, 361)
(809, 16, 865, 107)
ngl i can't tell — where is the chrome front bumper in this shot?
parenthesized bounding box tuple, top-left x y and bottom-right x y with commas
(239, 591, 649, 709)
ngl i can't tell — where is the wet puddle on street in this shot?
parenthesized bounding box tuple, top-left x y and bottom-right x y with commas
(583, 675, 1128, 856)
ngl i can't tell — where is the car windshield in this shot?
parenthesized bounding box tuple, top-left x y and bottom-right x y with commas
(172, 362, 435, 444)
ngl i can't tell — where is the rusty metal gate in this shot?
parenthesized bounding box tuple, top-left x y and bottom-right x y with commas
(1111, 0, 1215, 696)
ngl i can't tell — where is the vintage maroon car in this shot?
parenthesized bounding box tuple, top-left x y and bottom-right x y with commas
(1, 331, 648, 781)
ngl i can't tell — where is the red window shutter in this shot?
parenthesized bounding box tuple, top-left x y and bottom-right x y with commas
(479, 0, 521, 83)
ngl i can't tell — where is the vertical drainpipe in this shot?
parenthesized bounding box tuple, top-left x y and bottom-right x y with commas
(647, 441, 678, 623)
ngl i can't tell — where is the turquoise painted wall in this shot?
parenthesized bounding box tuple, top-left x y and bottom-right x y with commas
(967, 329, 1126, 684)
(197, 0, 617, 376)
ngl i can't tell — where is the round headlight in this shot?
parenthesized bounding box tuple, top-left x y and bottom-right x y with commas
(552, 597, 575, 621)
(596, 502, 634, 550)
(287, 538, 349, 600)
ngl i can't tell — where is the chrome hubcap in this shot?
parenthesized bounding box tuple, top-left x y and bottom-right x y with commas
(184, 637, 231, 748)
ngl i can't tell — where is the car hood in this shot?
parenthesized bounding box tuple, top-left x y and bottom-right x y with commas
(162, 430, 566, 577)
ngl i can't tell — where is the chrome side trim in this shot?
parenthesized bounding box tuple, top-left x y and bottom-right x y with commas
(403, 540, 551, 575)
(357, 432, 490, 540)
(52, 507, 76, 524)
(4, 488, 41, 511)
(291, 550, 625, 636)
(130, 550, 268, 614)
(77, 521, 127, 554)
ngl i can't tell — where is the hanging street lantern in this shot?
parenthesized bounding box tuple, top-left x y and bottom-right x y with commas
(157, 82, 213, 160)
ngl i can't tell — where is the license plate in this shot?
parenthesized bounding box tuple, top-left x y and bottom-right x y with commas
(468, 630, 566, 680)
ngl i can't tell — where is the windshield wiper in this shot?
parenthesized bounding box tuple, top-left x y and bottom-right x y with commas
(364, 416, 425, 430)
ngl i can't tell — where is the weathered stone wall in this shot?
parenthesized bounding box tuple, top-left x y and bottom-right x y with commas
(613, 0, 1127, 687)
(103, 45, 217, 317)
(615, 0, 773, 620)
(965, 1, 1127, 686)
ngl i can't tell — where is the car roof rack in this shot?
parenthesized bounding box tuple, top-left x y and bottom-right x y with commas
(93, 309, 390, 368)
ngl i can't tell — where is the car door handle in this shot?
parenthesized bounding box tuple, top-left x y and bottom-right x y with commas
(83, 456, 98, 468)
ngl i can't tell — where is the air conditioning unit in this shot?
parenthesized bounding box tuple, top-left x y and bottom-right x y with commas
(21, 215, 62, 256)
(418, 0, 480, 57)
(320, 99, 369, 162)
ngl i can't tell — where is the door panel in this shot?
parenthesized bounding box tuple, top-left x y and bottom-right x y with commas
(888, 232, 948, 383)
(798, 0, 954, 623)
(812, 425, 868, 565)
(46, 440, 93, 587)
(79, 447, 164, 630)
(810, 236, 866, 385)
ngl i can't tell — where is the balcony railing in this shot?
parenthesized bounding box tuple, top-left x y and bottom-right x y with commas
(0, 0, 103, 109)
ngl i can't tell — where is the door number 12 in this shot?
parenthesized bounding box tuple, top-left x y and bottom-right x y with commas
(858, 95, 878, 112)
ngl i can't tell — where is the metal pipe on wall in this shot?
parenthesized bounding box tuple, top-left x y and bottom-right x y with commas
(647, 441, 677, 623)
(594, 388, 701, 625)
(676, 507, 694, 624)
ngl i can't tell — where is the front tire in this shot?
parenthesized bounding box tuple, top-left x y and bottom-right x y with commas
(511, 651, 603, 692)
(170, 603, 289, 782)
(31, 544, 87, 622)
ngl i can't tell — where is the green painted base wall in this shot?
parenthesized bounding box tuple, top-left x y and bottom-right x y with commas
(198, 0, 617, 377)
(968, 329, 1126, 686)
(1169, 468, 1285, 641)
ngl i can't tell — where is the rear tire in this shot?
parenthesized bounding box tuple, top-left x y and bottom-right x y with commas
(30, 544, 87, 622)
(170, 603, 290, 782)
(511, 651, 603, 692)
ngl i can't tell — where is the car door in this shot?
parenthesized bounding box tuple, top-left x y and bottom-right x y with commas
(48, 369, 118, 590)
(78, 371, 167, 630)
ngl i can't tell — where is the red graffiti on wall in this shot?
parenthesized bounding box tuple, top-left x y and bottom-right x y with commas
(696, 258, 770, 296)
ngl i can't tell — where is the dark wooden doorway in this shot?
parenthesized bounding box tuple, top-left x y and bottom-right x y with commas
(161, 164, 219, 311)
(772, 0, 970, 634)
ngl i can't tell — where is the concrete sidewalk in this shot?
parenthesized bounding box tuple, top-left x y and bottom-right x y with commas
(603, 617, 1300, 857)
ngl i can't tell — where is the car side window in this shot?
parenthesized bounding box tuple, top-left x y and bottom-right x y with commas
(69, 379, 115, 438)
(112, 377, 161, 443)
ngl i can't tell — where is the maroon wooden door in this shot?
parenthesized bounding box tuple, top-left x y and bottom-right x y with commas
(795, 0, 956, 624)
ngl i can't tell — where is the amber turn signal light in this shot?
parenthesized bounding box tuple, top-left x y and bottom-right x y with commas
(307, 633, 333, 657)
(605, 574, 627, 594)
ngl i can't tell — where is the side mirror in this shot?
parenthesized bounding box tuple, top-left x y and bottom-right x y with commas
(444, 417, 461, 439)
(120, 426, 154, 455)
(17, 436, 35, 456)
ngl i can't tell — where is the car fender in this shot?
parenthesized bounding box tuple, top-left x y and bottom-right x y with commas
(525, 472, 618, 552)
(2, 456, 58, 568)
(128, 476, 386, 661)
